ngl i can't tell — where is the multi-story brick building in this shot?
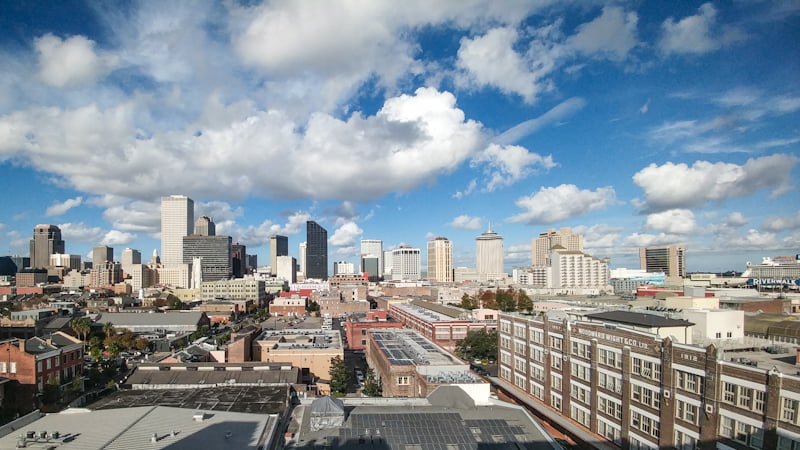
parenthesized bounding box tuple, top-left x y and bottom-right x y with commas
(388, 300, 496, 351)
(345, 310, 405, 350)
(251, 329, 343, 382)
(0, 331, 83, 393)
(495, 311, 800, 449)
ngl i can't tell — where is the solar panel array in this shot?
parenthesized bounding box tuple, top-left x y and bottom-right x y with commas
(327, 412, 536, 449)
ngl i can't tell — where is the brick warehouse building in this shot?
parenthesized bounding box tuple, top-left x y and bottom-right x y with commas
(495, 311, 800, 449)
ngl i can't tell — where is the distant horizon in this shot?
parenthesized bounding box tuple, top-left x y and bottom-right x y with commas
(0, 2, 797, 276)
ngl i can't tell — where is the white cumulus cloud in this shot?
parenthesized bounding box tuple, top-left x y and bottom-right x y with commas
(508, 184, 616, 225)
(449, 215, 482, 230)
(658, 3, 743, 55)
(471, 144, 556, 191)
(45, 197, 83, 216)
(567, 6, 639, 61)
(763, 211, 800, 232)
(632, 154, 799, 212)
(329, 221, 363, 247)
(35, 34, 119, 88)
(644, 209, 697, 234)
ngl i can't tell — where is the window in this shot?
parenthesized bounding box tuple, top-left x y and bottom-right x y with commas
(9, 362, 15, 374)
(514, 373, 526, 390)
(530, 365, 545, 381)
(514, 324, 525, 338)
(723, 382, 736, 403)
(500, 336, 511, 349)
(514, 357, 526, 372)
(632, 357, 661, 380)
(570, 362, 591, 382)
(782, 398, 800, 425)
(754, 391, 766, 413)
(571, 341, 591, 359)
(570, 405, 590, 427)
(530, 329, 543, 344)
(676, 400, 699, 425)
(397, 376, 410, 385)
(721, 416, 764, 449)
(631, 411, 660, 438)
(0, 362, 5, 373)
(632, 384, 660, 408)
(737, 387, 753, 409)
(597, 372, 622, 394)
(500, 351, 511, 365)
(778, 436, 800, 450)
(551, 354, 562, 370)
(530, 347, 544, 363)
(598, 396, 622, 420)
(675, 430, 698, 450)
(514, 340, 526, 354)
(550, 335, 563, 351)
(570, 384, 589, 404)
(552, 374, 562, 392)
(599, 349, 622, 369)
(551, 394, 562, 411)
(530, 383, 544, 400)
(597, 421, 621, 446)
(675, 370, 703, 394)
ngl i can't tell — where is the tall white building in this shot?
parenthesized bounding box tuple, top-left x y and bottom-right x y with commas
(383, 250, 394, 277)
(549, 246, 611, 291)
(476, 229, 504, 279)
(360, 239, 383, 275)
(391, 246, 421, 281)
(161, 195, 194, 266)
(427, 237, 453, 282)
(277, 255, 297, 283)
(531, 227, 583, 266)
(334, 261, 355, 275)
(299, 242, 307, 275)
(49, 253, 81, 270)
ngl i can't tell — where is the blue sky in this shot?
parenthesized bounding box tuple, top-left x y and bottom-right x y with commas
(0, 1, 798, 273)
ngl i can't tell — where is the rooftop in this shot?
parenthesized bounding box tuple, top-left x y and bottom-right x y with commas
(287, 391, 554, 449)
(256, 329, 343, 350)
(370, 329, 463, 367)
(585, 310, 694, 328)
(391, 301, 470, 323)
(95, 311, 206, 326)
(0, 405, 278, 449)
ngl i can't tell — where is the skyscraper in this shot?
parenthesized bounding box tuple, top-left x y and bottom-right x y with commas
(640, 245, 686, 279)
(231, 242, 246, 278)
(161, 195, 194, 266)
(531, 227, 583, 266)
(270, 235, 288, 276)
(305, 221, 328, 280)
(476, 228, 504, 278)
(92, 245, 113, 265)
(29, 225, 65, 268)
(391, 246, 421, 281)
(427, 237, 453, 282)
(360, 239, 383, 277)
(194, 216, 215, 236)
(183, 235, 232, 282)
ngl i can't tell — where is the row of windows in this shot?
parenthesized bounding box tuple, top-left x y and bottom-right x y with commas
(632, 384, 660, 409)
(631, 411, 660, 439)
(631, 357, 661, 381)
(675, 371, 703, 394)
(722, 382, 766, 413)
(720, 417, 763, 449)
(676, 400, 699, 425)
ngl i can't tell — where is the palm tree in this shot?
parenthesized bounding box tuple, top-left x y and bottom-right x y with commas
(102, 321, 115, 339)
(71, 318, 90, 342)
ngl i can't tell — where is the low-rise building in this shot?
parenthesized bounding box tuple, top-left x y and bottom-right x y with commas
(365, 328, 488, 402)
(344, 310, 404, 350)
(388, 300, 496, 351)
(252, 329, 343, 382)
(95, 311, 210, 334)
(270, 295, 307, 317)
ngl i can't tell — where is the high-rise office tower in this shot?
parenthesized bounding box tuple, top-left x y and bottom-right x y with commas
(360, 239, 383, 276)
(639, 245, 686, 279)
(391, 246, 421, 281)
(194, 216, 215, 236)
(361, 256, 380, 282)
(270, 235, 288, 276)
(476, 228, 504, 276)
(383, 250, 394, 277)
(427, 237, 453, 283)
(183, 235, 232, 282)
(231, 242, 246, 278)
(305, 221, 328, 280)
(29, 225, 65, 268)
(92, 245, 113, 265)
(121, 248, 141, 275)
(246, 254, 258, 271)
(531, 227, 583, 266)
(299, 242, 307, 275)
(161, 195, 194, 266)
(276, 255, 297, 283)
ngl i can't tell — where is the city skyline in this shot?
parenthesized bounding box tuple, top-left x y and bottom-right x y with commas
(0, 1, 798, 273)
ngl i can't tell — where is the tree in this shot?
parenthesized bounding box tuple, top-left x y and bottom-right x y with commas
(361, 367, 382, 397)
(517, 290, 533, 312)
(102, 321, 115, 339)
(479, 290, 497, 310)
(459, 293, 478, 310)
(328, 356, 350, 395)
(455, 329, 498, 362)
(168, 297, 183, 310)
(71, 317, 90, 342)
(496, 290, 516, 312)
(306, 301, 320, 313)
